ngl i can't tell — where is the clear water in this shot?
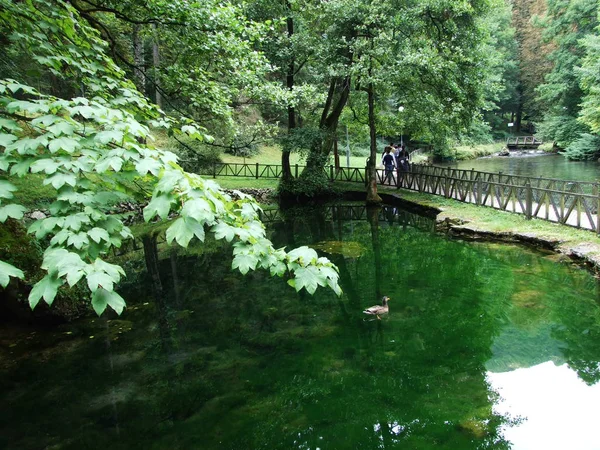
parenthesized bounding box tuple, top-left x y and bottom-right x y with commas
(1, 205, 600, 449)
(452, 153, 600, 182)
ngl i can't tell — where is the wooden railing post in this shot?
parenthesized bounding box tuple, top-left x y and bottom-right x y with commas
(476, 179, 482, 206)
(295, 163, 298, 178)
(525, 182, 532, 219)
(330, 164, 334, 181)
(213, 162, 217, 178)
(445, 175, 450, 198)
(255, 163, 259, 179)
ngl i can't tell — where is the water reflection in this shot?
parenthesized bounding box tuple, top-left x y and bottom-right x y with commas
(488, 362, 600, 450)
(0, 204, 599, 449)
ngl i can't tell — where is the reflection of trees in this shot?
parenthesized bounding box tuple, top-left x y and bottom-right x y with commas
(1, 206, 523, 449)
(476, 244, 600, 384)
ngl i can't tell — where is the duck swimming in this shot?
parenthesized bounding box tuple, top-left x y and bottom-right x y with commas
(363, 296, 390, 320)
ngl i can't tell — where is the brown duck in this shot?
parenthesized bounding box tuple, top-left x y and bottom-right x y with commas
(363, 296, 390, 320)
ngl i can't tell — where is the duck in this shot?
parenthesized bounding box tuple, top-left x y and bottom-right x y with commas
(363, 296, 390, 320)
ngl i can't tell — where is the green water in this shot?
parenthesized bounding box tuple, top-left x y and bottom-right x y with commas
(1, 205, 600, 449)
(453, 153, 600, 182)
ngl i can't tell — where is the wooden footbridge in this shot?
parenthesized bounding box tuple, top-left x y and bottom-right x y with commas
(506, 136, 543, 150)
(192, 161, 600, 234)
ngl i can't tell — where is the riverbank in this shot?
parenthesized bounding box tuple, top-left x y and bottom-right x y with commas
(372, 183, 600, 274)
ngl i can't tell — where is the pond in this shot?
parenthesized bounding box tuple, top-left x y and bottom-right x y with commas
(452, 153, 600, 182)
(1, 204, 600, 449)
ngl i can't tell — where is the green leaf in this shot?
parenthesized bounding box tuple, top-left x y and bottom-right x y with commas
(0, 133, 17, 148)
(0, 118, 20, 132)
(29, 273, 64, 308)
(135, 158, 162, 176)
(292, 266, 323, 294)
(30, 158, 61, 174)
(94, 130, 124, 144)
(287, 246, 319, 267)
(0, 260, 24, 288)
(166, 217, 205, 247)
(6, 138, 39, 155)
(92, 288, 126, 316)
(181, 198, 215, 224)
(47, 121, 75, 136)
(64, 214, 90, 231)
(48, 137, 79, 153)
(144, 194, 174, 221)
(67, 232, 89, 250)
(232, 253, 259, 275)
(87, 270, 114, 292)
(269, 260, 287, 277)
(10, 159, 34, 176)
(0, 204, 26, 222)
(88, 227, 110, 243)
(95, 156, 123, 173)
(54, 251, 88, 287)
(44, 172, 77, 189)
(156, 169, 181, 193)
(92, 259, 125, 281)
(0, 180, 17, 199)
(213, 222, 235, 242)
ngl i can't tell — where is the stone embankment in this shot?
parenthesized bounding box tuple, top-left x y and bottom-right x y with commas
(436, 211, 600, 275)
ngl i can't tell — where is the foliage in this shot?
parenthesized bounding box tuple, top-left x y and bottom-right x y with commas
(171, 134, 223, 173)
(563, 133, 600, 161)
(578, 29, 600, 134)
(535, 0, 599, 153)
(0, 0, 342, 315)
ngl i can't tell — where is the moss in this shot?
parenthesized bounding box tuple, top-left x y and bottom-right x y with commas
(0, 220, 89, 323)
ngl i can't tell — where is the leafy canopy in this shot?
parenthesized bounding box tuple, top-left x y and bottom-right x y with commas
(0, 0, 342, 315)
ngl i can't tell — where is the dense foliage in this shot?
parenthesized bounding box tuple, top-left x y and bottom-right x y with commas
(0, 0, 342, 315)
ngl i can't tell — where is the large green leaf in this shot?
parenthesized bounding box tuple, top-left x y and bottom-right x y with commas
(92, 288, 126, 315)
(181, 198, 215, 224)
(29, 273, 64, 308)
(94, 130, 124, 144)
(44, 172, 77, 189)
(0, 180, 17, 199)
(165, 217, 205, 247)
(88, 227, 110, 243)
(0, 260, 24, 288)
(287, 246, 319, 267)
(0, 204, 26, 222)
(292, 266, 324, 294)
(0, 133, 17, 148)
(213, 222, 235, 242)
(144, 194, 174, 221)
(48, 136, 79, 153)
(232, 253, 259, 275)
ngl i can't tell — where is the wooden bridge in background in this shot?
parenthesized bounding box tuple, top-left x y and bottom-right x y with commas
(506, 136, 543, 150)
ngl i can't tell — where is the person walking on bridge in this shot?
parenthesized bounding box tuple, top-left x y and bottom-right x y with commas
(381, 147, 396, 184)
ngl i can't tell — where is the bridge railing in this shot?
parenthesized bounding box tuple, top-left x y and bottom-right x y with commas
(187, 161, 600, 233)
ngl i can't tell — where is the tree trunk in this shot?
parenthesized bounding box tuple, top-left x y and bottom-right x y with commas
(366, 82, 382, 204)
(300, 76, 351, 183)
(152, 23, 162, 108)
(132, 24, 146, 94)
(142, 235, 171, 350)
(281, 4, 294, 182)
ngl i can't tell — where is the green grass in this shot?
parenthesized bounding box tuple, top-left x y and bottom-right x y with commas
(452, 143, 503, 160)
(221, 144, 369, 168)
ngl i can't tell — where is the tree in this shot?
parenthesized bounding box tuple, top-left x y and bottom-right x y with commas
(0, 0, 342, 315)
(535, 0, 599, 157)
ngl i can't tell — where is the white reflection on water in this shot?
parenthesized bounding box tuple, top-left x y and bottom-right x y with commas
(487, 362, 600, 450)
